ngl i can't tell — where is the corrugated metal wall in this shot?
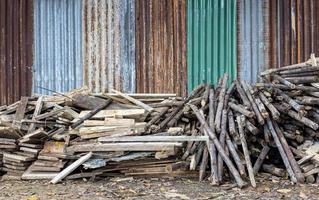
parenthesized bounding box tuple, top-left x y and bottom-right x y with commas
(83, 0, 136, 93)
(187, 0, 237, 90)
(268, 0, 319, 68)
(33, 0, 82, 95)
(237, 0, 268, 83)
(135, 0, 187, 97)
(0, 0, 33, 105)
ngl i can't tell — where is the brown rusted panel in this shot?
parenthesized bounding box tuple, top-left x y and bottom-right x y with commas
(136, 0, 187, 97)
(268, 0, 319, 68)
(0, 0, 33, 106)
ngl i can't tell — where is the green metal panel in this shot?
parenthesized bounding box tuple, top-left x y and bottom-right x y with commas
(187, 0, 237, 90)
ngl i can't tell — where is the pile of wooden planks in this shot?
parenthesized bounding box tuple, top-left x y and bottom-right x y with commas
(1, 56, 319, 188)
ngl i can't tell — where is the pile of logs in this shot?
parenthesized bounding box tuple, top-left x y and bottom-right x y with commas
(1, 57, 319, 188)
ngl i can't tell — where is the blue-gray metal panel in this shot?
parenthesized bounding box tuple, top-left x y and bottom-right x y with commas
(237, 0, 266, 83)
(33, 0, 82, 95)
(83, 0, 135, 93)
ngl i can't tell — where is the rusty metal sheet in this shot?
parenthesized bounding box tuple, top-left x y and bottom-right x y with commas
(135, 0, 187, 97)
(268, 0, 319, 68)
(0, 0, 33, 106)
(83, 0, 136, 93)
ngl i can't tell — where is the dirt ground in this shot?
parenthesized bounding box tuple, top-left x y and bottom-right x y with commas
(0, 175, 319, 200)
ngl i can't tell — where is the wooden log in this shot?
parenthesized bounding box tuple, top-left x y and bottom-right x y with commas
(160, 84, 205, 129)
(217, 110, 227, 182)
(296, 96, 319, 105)
(259, 91, 280, 120)
(226, 133, 245, 177)
(256, 83, 319, 92)
(215, 74, 228, 133)
(241, 81, 264, 125)
(146, 107, 169, 129)
(235, 80, 251, 108)
(275, 106, 319, 130)
(273, 87, 305, 115)
(201, 84, 211, 107)
(228, 110, 237, 137)
(237, 115, 256, 187)
(229, 102, 254, 118)
(285, 76, 319, 84)
(245, 120, 260, 135)
(189, 104, 246, 188)
(262, 164, 286, 177)
(273, 74, 296, 89)
(50, 152, 92, 184)
(253, 145, 270, 174)
(208, 88, 219, 185)
(71, 98, 112, 129)
(266, 118, 297, 182)
(199, 146, 209, 181)
(224, 82, 235, 107)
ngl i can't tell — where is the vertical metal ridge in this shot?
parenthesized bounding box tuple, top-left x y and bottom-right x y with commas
(33, 0, 82, 95)
(0, 0, 33, 105)
(136, 0, 187, 97)
(237, 0, 265, 83)
(83, 0, 135, 93)
(187, 0, 236, 90)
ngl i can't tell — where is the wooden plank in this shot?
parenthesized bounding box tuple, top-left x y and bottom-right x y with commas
(28, 96, 44, 134)
(3, 152, 34, 162)
(110, 89, 154, 112)
(98, 93, 176, 98)
(50, 152, 93, 184)
(22, 168, 59, 180)
(34, 108, 64, 120)
(79, 109, 145, 119)
(98, 136, 209, 142)
(66, 142, 183, 153)
(12, 97, 28, 128)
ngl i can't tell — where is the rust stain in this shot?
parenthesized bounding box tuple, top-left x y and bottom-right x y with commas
(0, 0, 33, 106)
(268, 0, 319, 68)
(135, 0, 187, 97)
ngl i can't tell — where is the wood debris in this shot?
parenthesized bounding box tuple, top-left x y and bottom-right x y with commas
(1, 56, 319, 188)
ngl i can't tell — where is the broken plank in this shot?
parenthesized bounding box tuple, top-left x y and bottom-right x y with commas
(50, 152, 93, 184)
(79, 109, 145, 119)
(110, 89, 154, 112)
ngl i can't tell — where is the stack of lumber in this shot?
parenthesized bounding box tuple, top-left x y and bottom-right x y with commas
(1, 56, 319, 188)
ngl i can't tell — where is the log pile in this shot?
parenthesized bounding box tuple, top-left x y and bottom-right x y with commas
(0, 57, 319, 188)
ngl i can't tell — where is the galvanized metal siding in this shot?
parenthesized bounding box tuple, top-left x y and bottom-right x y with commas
(83, 0, 135, 93)
(268, 0, 319, 68)
(187, 0, 237, 91)
(237, 0, 268, 83)
(33, 0, 82, 95)
(135, 0, 187, 97)
(0, 0, 33, 105)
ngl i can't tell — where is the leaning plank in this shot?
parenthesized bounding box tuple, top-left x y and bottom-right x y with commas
(79, 109, 145, 119)
(50, 152, 92, 184)
(28, 96, 44, 134)
(98, 136, 209, 142)
(12, 97, 28, 129)
(66, 142, 183, 153)
(110, 89, 154, 112)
